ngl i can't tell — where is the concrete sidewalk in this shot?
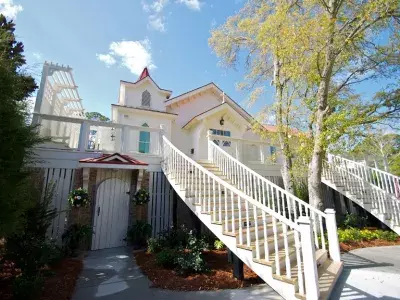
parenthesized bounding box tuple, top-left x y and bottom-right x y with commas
(331, 246, 400, 299)
(72, 247, 282, 300)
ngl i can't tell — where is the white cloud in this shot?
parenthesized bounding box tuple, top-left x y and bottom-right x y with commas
(96, 53, 116, 67)
(210, 18, 217, 28)
(148, 15, 166, 32)
(96, 39, 156, 75)
(0, 0, 23, 19)
(176, 0, 202, 11)
(151, 0, 169, 13)
(32, 52, 43, 61)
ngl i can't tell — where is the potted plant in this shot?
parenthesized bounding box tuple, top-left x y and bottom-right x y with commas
(127, 221, 152, 250)
(68, 187, 90, 208)
(133, 189, 150, 221)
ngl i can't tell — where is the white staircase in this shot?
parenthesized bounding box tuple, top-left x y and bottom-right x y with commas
(161, 136, 343, 299)
(323, 154, 400, 234)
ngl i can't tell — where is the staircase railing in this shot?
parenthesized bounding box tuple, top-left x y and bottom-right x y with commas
(162, 135, 334, 298)
(328, 154, 400, 199)
(323, 160, 400, 226)
(207, 134, 339, 260)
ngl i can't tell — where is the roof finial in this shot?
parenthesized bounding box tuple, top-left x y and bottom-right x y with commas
(138, 67, 150, 82)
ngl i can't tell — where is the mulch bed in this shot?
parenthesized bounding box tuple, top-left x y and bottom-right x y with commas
(340, 238, 400, 252)
(0, 258, 83, 300)
(134, 250, 263, 291)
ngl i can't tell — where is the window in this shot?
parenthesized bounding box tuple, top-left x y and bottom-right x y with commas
(210, 129, 231, 147)
(270, 146, 276, 155)
(139, 123, 150, 153)
(141, 90, 151, 107)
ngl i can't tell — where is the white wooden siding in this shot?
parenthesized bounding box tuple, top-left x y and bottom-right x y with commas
(42, 168, 76, 244)
(148, 172, 174, 237)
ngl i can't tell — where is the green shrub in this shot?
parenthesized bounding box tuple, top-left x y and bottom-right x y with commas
(214, 240, 225, 250)
(175, 250, 209, 276)
(147, 238, 161, 253)
(156, 248, 177, 268)
(376, 230, 398, 241)
(127, 221, 152, 248)
(62, 224, 92, 257)
(338, 228, 398, 243)
(158, 225, 190, 249)
(342, 213, 368, 229)
(13, 274, 44, 300)
(293, 180, 309, 203)
(5, 185, 60, 276)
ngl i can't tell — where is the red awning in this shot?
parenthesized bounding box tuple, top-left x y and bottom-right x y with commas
(79, 153, 148, 166)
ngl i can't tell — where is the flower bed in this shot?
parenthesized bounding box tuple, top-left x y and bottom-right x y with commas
(338, 228, 400, 252)
(134, 249, 262, 291)
(0, 258, 83, 300)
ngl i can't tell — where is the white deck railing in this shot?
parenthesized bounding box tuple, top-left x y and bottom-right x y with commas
(33, 113, 162, 156)
(208, 135, 341, 261)
(323, 160, 400, 226)
(208, 134, 279, 165)
(162, 136, 340, 298)
(328, 154, 400, 199)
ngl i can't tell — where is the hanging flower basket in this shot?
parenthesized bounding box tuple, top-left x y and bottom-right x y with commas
(68, 188, 90, 208)
(134, 188, 150, 205)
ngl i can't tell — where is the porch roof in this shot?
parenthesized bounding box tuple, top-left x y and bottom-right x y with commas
(78, 153, 148, 170)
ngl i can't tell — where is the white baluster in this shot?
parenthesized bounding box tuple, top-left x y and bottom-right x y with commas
(298, 216, 320, 299)
(253, 205, 260, 259)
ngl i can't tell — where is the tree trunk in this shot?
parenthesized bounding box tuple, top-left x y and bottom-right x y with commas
(308, 2, 338, 209)
(273, 56, 294, 194)
(281, 154, 294, 193)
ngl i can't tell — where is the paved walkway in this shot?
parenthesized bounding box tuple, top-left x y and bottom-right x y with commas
(331, 246, 400, 299)
(72, 246, 400, 300)
(72, 247, 282, 300)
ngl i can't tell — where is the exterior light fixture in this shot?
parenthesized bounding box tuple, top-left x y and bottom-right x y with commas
(220, 117, 225, 126)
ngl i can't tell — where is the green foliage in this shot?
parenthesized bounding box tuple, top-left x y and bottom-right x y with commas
(155, 248, 177, 269)
(341, 214, 368, 229)
(338, 228, 398, 243)
(85, 112, 110, 122)
(5, 184, 60, 276)
(147, 237, 162, 254)
(157, 225, 190, 249)
(127, 221, 152, 247)
(68, 187, 90, 208)
(62, 224, 92, 257)
(214, 240, 225, 250)
(293, 180, 309, 203)
(133, 188, 150, 205)
(13, 274, 44, 300)
(0, 15, 42, 237)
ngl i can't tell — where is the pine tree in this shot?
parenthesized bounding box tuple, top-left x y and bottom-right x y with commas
(0, 15, 41, 237)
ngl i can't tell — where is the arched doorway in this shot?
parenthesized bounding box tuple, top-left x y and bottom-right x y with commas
(91, 177, 130, 250)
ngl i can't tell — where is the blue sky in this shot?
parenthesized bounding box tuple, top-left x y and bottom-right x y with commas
(0, 0, 392, 120)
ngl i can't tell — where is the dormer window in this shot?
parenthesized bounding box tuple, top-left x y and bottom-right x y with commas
(142, 90, 151, 107)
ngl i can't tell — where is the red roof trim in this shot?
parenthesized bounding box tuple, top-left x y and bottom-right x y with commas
(79, 153, 148, 166)
(138, 67, 150, 81)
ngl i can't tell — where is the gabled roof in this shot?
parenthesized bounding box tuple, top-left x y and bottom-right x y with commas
(164, 82, 254, 123)
(182, 103, 250, 130)
(79, 153, 148, 169)
(121, 67, 172, 96)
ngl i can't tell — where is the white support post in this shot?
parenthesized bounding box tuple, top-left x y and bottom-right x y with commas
(207, 130, 213, 162)
(259, 144, 265, 164)
(121, 125, 128, 153)
(298, 216, 320, 300)
(82, 168, 90, 191)
(235, 141, 240, 160)
(159, 124, 165, 157)
(325, 209, 341, 262)
(78, 121, 90, 151)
